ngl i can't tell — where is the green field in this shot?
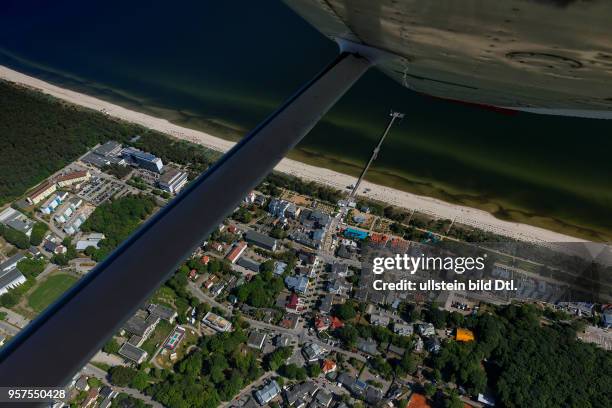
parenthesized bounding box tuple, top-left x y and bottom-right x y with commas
(141, 319, 173, 358)
(28, 274, 78, 313)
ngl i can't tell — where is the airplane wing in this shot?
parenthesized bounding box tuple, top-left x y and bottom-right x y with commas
(1, 0, 610, 394)
(0, 53, 372, 389)
(284, 0, 612, 118)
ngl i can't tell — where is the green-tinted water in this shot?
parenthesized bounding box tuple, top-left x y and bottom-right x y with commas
(1, 0, 610, 240)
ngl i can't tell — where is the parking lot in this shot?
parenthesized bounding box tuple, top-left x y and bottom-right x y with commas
(77, 175, 132, 205)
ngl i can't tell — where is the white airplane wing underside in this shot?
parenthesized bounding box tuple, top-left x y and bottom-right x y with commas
(285, 0, 612, 118)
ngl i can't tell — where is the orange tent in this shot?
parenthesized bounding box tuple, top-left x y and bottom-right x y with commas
(456, 328, 475, 342)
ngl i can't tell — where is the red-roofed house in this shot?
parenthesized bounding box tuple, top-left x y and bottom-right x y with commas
(286, 293, 305, 313)
(200, 255, 210, 265)
(315, 315, 331, 332)
(226, 241, 247, 263)
(370, 233, 389, 246)
(321, 359, 337, 374)
(330, 316, 344, 329)
(407, 393, 431, 408)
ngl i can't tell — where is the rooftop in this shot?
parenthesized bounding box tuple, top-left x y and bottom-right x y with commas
(244, 230, 277, 249)
(237, 257, 261, 272)
(118, 342, 148, 363)
(27, 180, 55, 199)
(255, 380, 281, 405)
(247, 331, 267, 349)
(56, 170, 89, 182)
(94, 141, 122, 157)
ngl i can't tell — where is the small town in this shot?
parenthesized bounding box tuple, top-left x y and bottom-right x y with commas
(1, 138, 611, 408)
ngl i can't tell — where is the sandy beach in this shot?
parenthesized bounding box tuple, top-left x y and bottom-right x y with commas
(0, 65, 585, 243)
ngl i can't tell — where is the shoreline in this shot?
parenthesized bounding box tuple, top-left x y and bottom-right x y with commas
(0, 65, 586, 243)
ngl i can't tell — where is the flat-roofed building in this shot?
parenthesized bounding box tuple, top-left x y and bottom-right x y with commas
(236, 257, 261, 273)
(158, 167, 188, 194)
(245, 230, 277, 251)
(202, 311, 232, 332)
(122, 147, 163, 173)
(118, 343, 148, 364)
(95, 141, 123, 157)
(76, 233, 106, 251)
(27, 180, 57, 205)
(123, 312, 160, 339)
(0, 208, 34, 236)
(148, 303, 177, 323)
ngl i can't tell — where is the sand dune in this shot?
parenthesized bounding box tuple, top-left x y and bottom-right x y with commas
(0, 65, 584, 243)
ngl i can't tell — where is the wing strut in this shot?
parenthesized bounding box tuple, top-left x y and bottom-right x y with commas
(0, 52, 371, 390)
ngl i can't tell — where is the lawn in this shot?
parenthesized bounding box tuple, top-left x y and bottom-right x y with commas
(141, 319, 173, 358)
(28, 274, 78, 313)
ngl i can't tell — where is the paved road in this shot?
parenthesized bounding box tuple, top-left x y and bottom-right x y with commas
(0, 320, 19, 336)
(34, 212, 65, 240)
(221, 371, 273, 408)
(91, 351, 126, 367)
(36, 263, 59, 281)
(82, 364, 162, 408)
(0, 307, 29, 330)
(186, 283, 367, 363)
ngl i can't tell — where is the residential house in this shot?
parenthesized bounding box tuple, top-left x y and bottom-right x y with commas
(202, 311, 232, 332)
(318, 294, 333, 314)
(357, 338, 379, 355)
(394, 323, 414, 336)
(369, 314, 390, 327)
(285, 275, 309, 294)
(284, 381, 318, 408)
(416, 322, 436, 337)
(254, 380, 281, 405)
(302, 343, 327, 362)
(247, 331, 267, 350)
(321, 359, 337, 374)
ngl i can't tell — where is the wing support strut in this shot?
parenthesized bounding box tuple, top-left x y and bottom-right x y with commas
(0, 52, 371, 391)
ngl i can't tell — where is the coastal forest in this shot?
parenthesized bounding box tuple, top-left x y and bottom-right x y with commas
(0, 81, 217, 206)
(0, 81, 136, 205)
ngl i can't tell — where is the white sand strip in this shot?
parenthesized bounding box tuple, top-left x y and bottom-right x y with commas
(0, 65, 585, 243)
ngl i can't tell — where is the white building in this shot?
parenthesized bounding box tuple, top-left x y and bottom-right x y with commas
(40, 192, 69, 214)
(158, 167, 188, 194)
(202, 312, 232, 332)
(0, 254, 27, 295)
(27, 180, 57, 205)
(56, 170, 91, 188)
(76, 233, 106, 251)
